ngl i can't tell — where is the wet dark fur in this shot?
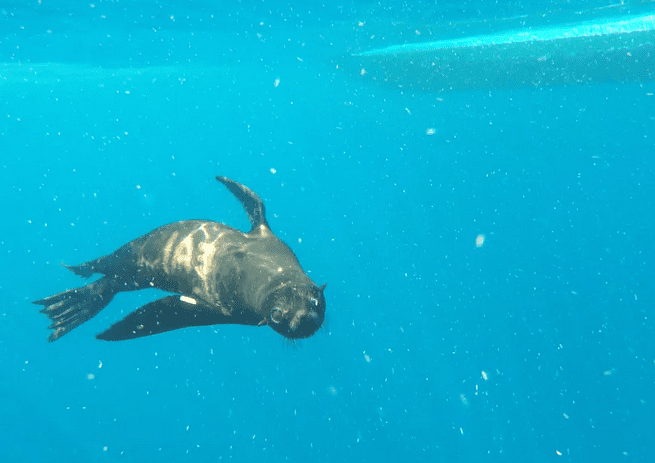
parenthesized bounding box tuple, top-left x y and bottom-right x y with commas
(33, 176, 326, 342)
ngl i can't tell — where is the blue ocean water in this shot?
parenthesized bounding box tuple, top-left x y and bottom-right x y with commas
(1, 1, 654, 462)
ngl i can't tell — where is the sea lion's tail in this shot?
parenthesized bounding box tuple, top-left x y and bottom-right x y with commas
(33, 277, 118, 342)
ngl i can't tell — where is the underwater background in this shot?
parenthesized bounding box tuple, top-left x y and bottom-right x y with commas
(1, 1, 654, 461)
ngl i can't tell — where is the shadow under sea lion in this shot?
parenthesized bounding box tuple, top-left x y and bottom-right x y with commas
(34, 176, 326, 342)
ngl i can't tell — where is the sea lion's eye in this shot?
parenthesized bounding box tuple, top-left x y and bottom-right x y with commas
(270, 307, 283, 324)
(310, 297, 318, 306)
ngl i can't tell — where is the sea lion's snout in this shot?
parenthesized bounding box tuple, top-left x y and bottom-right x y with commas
(268, 284, 326, 340)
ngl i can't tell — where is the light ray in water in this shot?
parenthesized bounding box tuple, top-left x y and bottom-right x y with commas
(351, 13, 655, 91)
(356, 14, 655, 56)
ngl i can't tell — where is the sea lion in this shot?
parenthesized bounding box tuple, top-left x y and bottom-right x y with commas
(33, 176, 326, 342)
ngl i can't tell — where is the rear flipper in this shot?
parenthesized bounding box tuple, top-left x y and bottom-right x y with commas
(33, 277, 118, 342)
(62, 247, 134, 279)
(96, 296, 231, 341)
(63, 262, 96, 279)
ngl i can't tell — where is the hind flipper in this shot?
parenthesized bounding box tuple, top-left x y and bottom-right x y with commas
(63, 262, 96, 279)
(62, 244, 137, 279)
(96, 295, 231, 341)
(33, 277, 117, 342)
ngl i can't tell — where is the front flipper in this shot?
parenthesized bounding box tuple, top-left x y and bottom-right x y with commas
(96, 295, 228, 341)
(216, 176, 269, 232)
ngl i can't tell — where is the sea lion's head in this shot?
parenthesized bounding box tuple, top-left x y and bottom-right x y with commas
(264, 283, 326, 340)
